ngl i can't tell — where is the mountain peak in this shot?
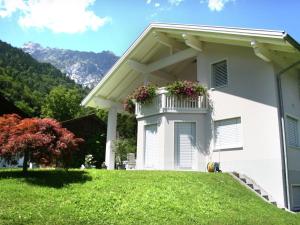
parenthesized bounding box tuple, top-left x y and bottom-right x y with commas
(22, 42, 43, 51)
(22, 42, 119, 88)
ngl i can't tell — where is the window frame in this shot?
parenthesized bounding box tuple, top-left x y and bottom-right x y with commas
(213, 116, 243, 151)
(211, 59, 229, 89)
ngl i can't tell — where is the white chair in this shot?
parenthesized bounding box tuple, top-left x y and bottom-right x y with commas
(125, 153, 136, 170)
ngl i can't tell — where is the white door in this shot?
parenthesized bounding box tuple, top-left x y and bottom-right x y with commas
(144, 124, 158, 168)
(175, 122, 196, 169)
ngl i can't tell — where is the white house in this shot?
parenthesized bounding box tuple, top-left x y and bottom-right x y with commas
(81, 23, 300, 211)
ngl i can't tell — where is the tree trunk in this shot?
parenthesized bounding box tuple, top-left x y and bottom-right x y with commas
(22, 150, 29, 174)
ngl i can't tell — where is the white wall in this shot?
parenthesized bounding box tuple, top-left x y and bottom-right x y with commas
(136, 113, 207, 171)
(281, 70, 300, 210)
(197, 43, 286, 206)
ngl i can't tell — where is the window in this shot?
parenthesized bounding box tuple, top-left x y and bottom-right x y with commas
(214, 117, 242, 150)
(286, 116, 299, 147)
(212, 60, 228, 88)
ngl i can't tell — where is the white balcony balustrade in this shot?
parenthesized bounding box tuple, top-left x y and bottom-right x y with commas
(135, 87, 208, 118)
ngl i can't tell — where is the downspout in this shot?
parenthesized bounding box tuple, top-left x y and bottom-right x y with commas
(276, 60, 300, 210)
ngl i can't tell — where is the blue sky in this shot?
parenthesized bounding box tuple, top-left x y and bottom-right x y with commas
(0, 0, 299, 56)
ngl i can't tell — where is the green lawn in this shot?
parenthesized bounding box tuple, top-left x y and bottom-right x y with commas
(0, 169, 299, 225)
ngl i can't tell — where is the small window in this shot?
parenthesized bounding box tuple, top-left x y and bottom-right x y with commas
(214, 117, 242, 150)
(286, 116, 299, 147)
(212, 60, 228, 88)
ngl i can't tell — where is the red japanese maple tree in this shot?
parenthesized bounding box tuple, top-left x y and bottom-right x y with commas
(0, 114, 83, 173)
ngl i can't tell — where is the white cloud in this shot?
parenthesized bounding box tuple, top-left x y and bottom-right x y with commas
(207, 0, 234, 11)
(154, 2, 160, 7)
(0, 0, 26, 17)
(168, 0, 184, 6)
(146, 0, 152, 4)
(0, 0, 109, 33)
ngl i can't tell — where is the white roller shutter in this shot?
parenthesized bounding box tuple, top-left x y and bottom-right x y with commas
(286, 116, 299, 147)
(175, 122, 196, 169)
(144, 124, 159, 168)
(214, 117, 242, 150)
(292, 186, 300, 210)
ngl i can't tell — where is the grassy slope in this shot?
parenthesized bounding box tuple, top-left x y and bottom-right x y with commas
(0, 169, 299, 225)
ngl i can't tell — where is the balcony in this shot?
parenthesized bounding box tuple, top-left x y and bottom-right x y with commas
(135, 87, 209, 118)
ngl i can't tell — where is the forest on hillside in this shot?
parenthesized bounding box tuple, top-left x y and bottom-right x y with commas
(0, 40, 87, 116)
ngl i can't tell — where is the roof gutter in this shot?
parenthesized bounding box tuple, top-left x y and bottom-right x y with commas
(276, 59, 300, 210)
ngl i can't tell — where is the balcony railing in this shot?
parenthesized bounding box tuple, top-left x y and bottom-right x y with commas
(135, 87, 208, 118)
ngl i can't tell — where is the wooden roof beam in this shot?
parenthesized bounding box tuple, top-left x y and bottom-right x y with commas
(251, 40, 272, 62)
(127, 48, 199, 73)
(147, 48, 198, 72)
(182, 34, 203, 51)
(126, 60, 176, 83)
(93, 96, 123, 111)
(127, 59, 147, 73)
(153, 31, 185, 53)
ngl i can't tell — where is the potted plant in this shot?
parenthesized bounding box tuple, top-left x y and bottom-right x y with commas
(133, 84, 157, 104)
(123, 84, 157, 113)
(166, 80, 206, 99)
(123, 96, 135, 114)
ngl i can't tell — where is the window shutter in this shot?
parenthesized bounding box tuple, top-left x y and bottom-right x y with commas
(212, 60, 228, 88)
(214, 117, 242, 150)
(286, 116, 299, 147)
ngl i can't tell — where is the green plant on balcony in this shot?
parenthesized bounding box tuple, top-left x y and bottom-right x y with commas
(124, 84, 157, 113)
(166, 80, 206, 99)
(123, 96, 135, 114)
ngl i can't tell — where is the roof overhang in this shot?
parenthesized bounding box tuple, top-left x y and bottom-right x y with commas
(81, 23, 300, 110)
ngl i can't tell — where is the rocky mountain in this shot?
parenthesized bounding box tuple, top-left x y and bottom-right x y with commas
(22, 42, 119, 88)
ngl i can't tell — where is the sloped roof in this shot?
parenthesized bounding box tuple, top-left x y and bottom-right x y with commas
(0, 94, 29, 118)
(81, 23, 300, 109)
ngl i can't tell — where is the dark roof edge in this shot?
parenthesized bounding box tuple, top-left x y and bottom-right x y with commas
(283, 33, 300, 52)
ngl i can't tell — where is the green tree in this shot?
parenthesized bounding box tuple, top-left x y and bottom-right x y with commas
(41, 86, 83, 121)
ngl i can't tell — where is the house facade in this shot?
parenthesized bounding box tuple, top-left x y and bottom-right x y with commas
(82, 23, 300, 211)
